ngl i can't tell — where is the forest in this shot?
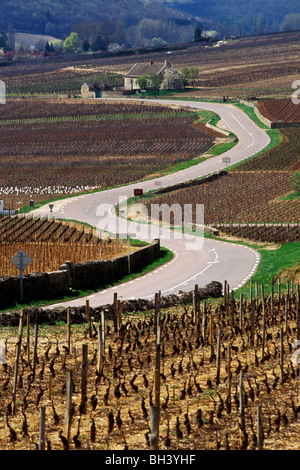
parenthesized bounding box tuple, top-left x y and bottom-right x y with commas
(0, 0, 299, 48)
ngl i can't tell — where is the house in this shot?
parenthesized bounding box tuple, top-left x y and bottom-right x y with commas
(124, 59, 173, 91)
(81, 82, 107, 98)
(3, 50, 16, 60)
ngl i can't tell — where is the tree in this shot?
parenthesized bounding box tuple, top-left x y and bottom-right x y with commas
(44, 41, 51, 53)
(50, 39, 63, 53)
(136, 73, 160, 92)
(0, 32, 9, 51)
(180, 66, 200, 88)
(136, 75, 148, 91)
(114, 21, 127, 46)
(256, 14, 265, 34)
(291, 170, 300, 192)
(91, 35, 107, 52)
(82, 39, 90, 52)
(148, 72, 161, 92)
(281, 13, 300, 31)
(194, 24, 202, 42)
(151, 37, 167, 46)
(62, 32, 81, 54)
(160, 68, 185, 91)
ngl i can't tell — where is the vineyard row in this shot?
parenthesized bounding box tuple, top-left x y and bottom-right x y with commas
(0, 283, 299, 450)
(0, 216, 127, 276)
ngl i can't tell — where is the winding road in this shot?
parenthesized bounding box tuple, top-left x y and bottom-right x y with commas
(32, 100, 270, 308)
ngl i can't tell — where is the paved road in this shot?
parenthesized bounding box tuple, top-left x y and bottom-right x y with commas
(32, 100, 269, 308)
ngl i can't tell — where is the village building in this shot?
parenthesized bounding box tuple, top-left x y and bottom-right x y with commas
(80, 82, 128, 99)
(81, 60, 176, 98)
(124, 59, 173, 91)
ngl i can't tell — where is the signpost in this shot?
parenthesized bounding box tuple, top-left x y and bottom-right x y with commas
(49, 204, 54, 218)
(222, 156, 231, 169)
(10, 250, 32, 303)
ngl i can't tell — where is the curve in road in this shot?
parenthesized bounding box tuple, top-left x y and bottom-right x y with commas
(32, 100, 270, 308)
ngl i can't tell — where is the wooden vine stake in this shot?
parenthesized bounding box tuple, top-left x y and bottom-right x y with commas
(239, 370, 248, 449)
(209, 312, 213, 346)
(63, 369, 73, 444)
(250, 300, 255, 346)
(39, 406, 46, 450)
(230, 290, 235, 325)
(202, 302, 206, 341)
(80, 344, 88, 413)
(193, 284, 199, 324)
(239, 293, 243, 330)
(97, 325, 103, 376)
(239, 370, 245, 432)
(117, 299, 123, 336)
(32, 324, 38, 380)
(216, 328, 221, 385)
(12, 308, 25, 414)
(262, 310, 266, 360)
(271, 278, 274, 316)
(280, 327, 284, 381)
(226, 344, 231, 412)
(26, 313, 30, 367)
(257, 404, 264, 450)
(224, 280, 227, 313)
(97, 312, 105, 375)
(150, 405, 159, 451)
(67, 308, 71, 352)
(154, 293, 161, 408)
(261, 284, 265, 317)
(113, 292, 118, 333)
(150, 292, 161, 450)
(101, 311, 105, 355)
(86, 300, 92, 339)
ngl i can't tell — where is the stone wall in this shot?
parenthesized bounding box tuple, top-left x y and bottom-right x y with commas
(155, 170, 227, 195)
(0, 281, 223, 327)
(0, 239, 160, 310)
(239, 99, 300, 129)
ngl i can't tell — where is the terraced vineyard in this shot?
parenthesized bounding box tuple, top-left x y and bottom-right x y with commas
(3, 69, 124, 96)
(232, 128, 300, 172)
(0, 216, 127, 276)
(144, 171, 300, 226)
(0, 100, 221, 209)
(141, 118, 300, 245)
(257, 99, 300, 124)
(213, 224, 300, 245)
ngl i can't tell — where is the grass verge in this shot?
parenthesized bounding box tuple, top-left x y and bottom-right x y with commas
(228, 240, 299, 299)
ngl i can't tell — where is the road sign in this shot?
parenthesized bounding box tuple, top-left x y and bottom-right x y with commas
(10, 250, 32, 303)
(134, 188, 143, 197)
(10, 250, 32, 271)
(222, 156, 231, 169)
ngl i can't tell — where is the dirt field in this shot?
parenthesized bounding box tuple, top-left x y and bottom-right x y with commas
(0, 100, 220, 209)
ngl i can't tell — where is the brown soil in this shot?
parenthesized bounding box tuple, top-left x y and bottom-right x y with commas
(0, 293, 299, 451)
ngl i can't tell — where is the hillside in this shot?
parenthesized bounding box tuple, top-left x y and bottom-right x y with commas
(1, 0, 299, 47)
(0, 0, 196, 40)
(159, 0, 300, 35)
